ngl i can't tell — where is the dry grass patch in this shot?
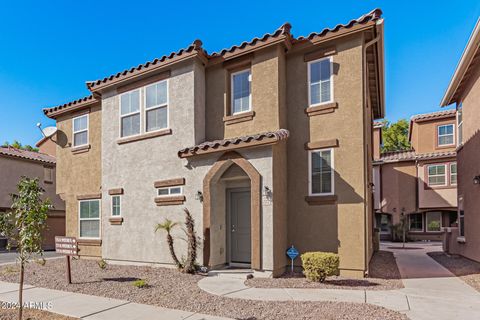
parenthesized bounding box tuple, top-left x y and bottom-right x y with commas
(0, 258, 408, 320)
(246, 251, 404, 291)
(0, 309, 77, 320)
(428, 252, 480, 292)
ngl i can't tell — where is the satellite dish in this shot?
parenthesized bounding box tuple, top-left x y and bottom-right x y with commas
(42, 127, 58, 139)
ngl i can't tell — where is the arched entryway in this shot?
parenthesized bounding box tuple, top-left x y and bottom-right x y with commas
(203, 151, 261, 270)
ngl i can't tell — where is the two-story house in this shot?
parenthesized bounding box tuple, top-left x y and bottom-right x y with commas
(43, 9, 385, 278)
(0, 143, 65, 250)
(441, 18, 480, 263)
(373, 110, 458, 241)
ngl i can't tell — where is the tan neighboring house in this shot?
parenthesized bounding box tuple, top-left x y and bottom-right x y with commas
(0, 145, 65, 250)
(42, 9, 385, 277)
(373, 109, 457, 241)
(441, 18, 480, 263)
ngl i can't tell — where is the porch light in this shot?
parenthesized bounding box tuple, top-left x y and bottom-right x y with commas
(195, 191, 203, 202)
(474, 176, 480, 185)
(263, 186, 272, 197)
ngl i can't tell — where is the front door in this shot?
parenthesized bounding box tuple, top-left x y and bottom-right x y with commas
(228, 189, 251, 264)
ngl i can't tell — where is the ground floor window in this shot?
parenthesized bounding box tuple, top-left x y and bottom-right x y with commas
(79, 199, 100, 238)
(157, 186, 183, 196)
(409, 213, 423, 232)
(458, 195, 465, 237)
(309, 148, 334, 195)
(426, 212, 442, 232)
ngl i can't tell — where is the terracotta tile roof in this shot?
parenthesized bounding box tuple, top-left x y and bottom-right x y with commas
(0, 146, 55, 164)
(84, 9, 382, 92)
(86, 40, 205, 91)
(43, 95, 97, 118)
(378, 149, 456, 163)
(178, 129, 289, 158)
(296, 8, 383, 41)
(410, 109, 456, 122)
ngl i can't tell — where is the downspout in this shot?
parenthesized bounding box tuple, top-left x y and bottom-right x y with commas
(362, 31, 380, 277)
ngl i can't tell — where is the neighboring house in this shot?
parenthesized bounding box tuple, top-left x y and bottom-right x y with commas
(0, 145, 65, 250)
(373, 109, 457, 241)
(42, 9, 385, 277)
(441, 18, 480, 263)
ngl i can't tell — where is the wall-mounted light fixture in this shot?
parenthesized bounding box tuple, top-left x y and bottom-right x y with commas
(263, 186, 272, 197)
(474, 175, 480, 185)
(195, 191, 203, 202)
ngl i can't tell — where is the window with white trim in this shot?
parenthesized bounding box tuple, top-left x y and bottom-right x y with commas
(308, 56, 333, 106)
(111, 195, 121, 217)
(426, 212, 442, 232)
(457, 107, 463, 146)
(145, 80, 168, 132)
(309, 148, 334, 195)
(157, 186, 183, 197)
(427, 164, 446, 186)
(450, 163, 457, 185)
(120, 89, 140, 137)
(409, 213, 423, 232)
(79, 199, 100, 238)
(72, 114, 88, 147)
(437, 124, 454, 146)
(231, 69, 251, 114)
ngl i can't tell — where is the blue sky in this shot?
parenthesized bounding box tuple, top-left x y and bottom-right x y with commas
(1, 1, 479, 146)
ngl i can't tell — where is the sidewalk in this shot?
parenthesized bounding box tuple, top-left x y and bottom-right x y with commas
(0, 281, 231, 320)
(198, 242, 480, 320)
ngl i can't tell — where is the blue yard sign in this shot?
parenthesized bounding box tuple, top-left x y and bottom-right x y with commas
(286, 245, 299, 273)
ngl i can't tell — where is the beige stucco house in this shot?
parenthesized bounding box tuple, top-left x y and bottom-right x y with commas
(441, 18, 480, 263)
(43, 9, 385, 277)
(373, 109, 457, 241)
(0, 145, 65, 250)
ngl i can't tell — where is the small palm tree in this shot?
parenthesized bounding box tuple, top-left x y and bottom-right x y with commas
(155, 219, 182, 269)
(183, 208, 197, 274)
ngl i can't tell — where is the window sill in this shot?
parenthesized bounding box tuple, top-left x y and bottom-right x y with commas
(457, 236, 466, 243)
(72, 144, 91, 154)
(305, 102, 338, 117)
(117, 129, 172, 145)
(223, 111, 255, 125)
(154, 195, 185, 206)
(109, 217, 124, 225)
(44, 180, 53, 184)
(77, 239, 102, 246)
(305, 195, 337, 205)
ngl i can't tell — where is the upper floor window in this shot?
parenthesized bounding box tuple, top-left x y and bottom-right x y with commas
(450, 163, 457, 185)
(145, 80, 168, 132)
(309, 148, 334, 195)
(79, 199, 100, 239)
(427, 164, 446, 186)
(72, 114, 88, 147)
(308, 56, 333, 106)
(158, 186, 183, 197)
(120, 89, 140, 137)
(231, 69, 251, 114)
(437, 124, 454, 146)
(457, 107, 463, 146)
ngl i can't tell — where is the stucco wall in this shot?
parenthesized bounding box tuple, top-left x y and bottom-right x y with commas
(38, 137, 57, 157)
(285, 34, 369, 277)
(417, 161, 457, 209)
(410, 118, 457, 154)
(56, 103, 102, 257)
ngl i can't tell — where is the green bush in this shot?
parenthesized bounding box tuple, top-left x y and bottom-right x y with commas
(301, 252, 339, 282)
(97, 259, 108, 270)
(132, 279, 148, 288)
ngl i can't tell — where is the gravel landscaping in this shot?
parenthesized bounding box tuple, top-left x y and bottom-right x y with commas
(0, 258, 408, 320)
(428, 252, 480, 292)
(246, 251, 404, 291)
(0, 309, 77, 320)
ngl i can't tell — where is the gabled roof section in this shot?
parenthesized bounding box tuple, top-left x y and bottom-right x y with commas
(43, 95, 98, 119)
(0, 146, 55, 164)
(86, 40, 206, 93)
(441, 18, 480, 106)
(178, 129, 289, 158)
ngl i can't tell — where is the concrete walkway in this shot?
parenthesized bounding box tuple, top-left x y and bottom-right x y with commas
(198, 242, 480, 320)
(0, 281, 231, 320)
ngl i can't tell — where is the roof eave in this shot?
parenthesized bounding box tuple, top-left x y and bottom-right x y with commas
(376, 19, 386, 119)
(441, 18, 480, 107)
(44, 98, 98, 119)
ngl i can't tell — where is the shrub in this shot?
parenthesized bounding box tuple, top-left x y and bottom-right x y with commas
(97, 259, 108, 270)
(301, 252, 339, 282)
(132, 279, 148, 288)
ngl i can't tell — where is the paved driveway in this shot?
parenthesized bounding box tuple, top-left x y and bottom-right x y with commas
(0, 250, 60, 265)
